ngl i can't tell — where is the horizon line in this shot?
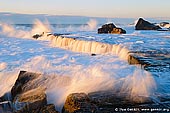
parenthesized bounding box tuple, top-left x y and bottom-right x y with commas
(1, 11, 170, 19)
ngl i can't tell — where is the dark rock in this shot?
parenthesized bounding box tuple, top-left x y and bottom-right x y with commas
(53, 33, 71, 36)
(62, 93, 97, 113)
(32, 34, 42, 39)
(98, 23, 116, 34)
(135, 18, 161, 30)
(91, 53, 96, 56)
(0, 93, 12, 113)
(98, 23, 126, 34)
(11, 71, 41, 100)
(0, 101, 12, 113)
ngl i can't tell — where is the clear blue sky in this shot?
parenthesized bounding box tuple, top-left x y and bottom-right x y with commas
(0, 0, 170, 18)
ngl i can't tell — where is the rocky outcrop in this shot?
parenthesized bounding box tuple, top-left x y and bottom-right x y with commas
(62, 93, 97, 113)
(11, 71, 41, 100)
(98, 23, 126, 34)
(14, 88, 47, 113)
(9, 71, 59, 113)
(135, 18, 161, 30)
(63, 91, 170, 113)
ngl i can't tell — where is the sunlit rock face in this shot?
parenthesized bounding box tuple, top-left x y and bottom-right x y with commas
(63, 91, 170, 113)
(135, 18, 161, 30)
(98, 23, 126, 34)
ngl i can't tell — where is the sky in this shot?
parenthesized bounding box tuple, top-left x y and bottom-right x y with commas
(0, 0, 170, 18)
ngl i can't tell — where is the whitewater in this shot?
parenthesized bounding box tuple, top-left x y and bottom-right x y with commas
(0, 19, 170, 111)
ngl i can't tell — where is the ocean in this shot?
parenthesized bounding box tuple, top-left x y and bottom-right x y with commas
(0, 18, 170, 112)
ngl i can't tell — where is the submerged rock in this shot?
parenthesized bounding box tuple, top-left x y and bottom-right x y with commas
(98, 23, 126, 34)
(135, 18, 161, 30)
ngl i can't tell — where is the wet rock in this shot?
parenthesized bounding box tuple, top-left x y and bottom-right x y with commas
(10, 71, 59, 113)
(0, 93, 12, 113)
(128, 55, 141, 65)
(160, 22, 169, 27)
(0, 101, 12, 113)
(14, 88, 47, 113)
(135, 18, 161, 30)
(91, 53, 96, 56)
(33, 104, 60, 113)
(111, 28, 126, 34)
(11, 71, 41, 100)
(53, 33, 71, 36)
(62, 93, 97, 113)
(98, 23, 126, 34)
(32, 34, 42, 39)
(127, 54, 150, 66)
(63, 91, 170, 113)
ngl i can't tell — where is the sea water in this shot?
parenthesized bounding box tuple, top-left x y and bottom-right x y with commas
(0, 19, 170, 111)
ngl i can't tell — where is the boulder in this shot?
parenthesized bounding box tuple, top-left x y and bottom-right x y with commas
(11, 71, 41, 100)
(63, 91, 170, 113)
(98, 23, 126, 34)
(14, 88, 47, 113)
(34, 104, 60, 113)
(10, 71, 59, 113)
(135, 18, 161, 30)
(62, 93, 97, 113)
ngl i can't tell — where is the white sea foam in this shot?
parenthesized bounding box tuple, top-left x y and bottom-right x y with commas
(0, 55, 154, 110)
(50, 36, 130, 60)
(0, 20, 51, 39)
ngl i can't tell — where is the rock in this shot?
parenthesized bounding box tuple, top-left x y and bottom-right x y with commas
(88, 91, 156, 112)
(33, 104, 60, 113)
(98, 23, 126, 34)
(63, 91, 169, 113)
(98, 23, 116, 34)
(32, 34, 42, 39)
(160, 22, 169, 27)
(53, 33, 71, 36)
(32, 32, 52, 39)
(10, 71, 59, 113)
(135, 18, 161, 30)
(11, 71, 41, 100)
(111, 28, 126, 34)
(0, 101, 12, 113)
(0, 93, 12, 113)
(127, 54, 151, 67)
(13, 88, 47, 112)
(91, 53, 96, 56)
(62, 93, 97, 113)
